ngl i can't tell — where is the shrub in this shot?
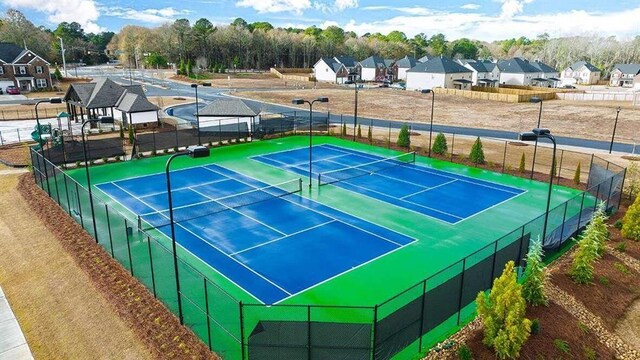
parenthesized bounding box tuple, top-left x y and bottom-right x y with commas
(627, 161, 639, 198)
(615, 242, 626, 252)
(101, 157, 108, 163)
(573, 163, 581, 185)
(621, 194, 640, 241)
(476, 261, 531, 359)
(75, 161, 81, 167)
(583, 346, 596, 360)
(114, 156, 121, 162)
(590, 202, 609, 257)
(128, 126, 135, 145)
(522, 238, 548, 306)
(397, 124, 410, 148)
(614, 262, 630, 275)
(518, 153, 526, 173)
(432, 133, 448, 155)
(163, 148, 169, 154)
(614, 219, 623, 230)
(469, 137, 485, 164)
(569, 235, 596, 284)
(342, 123, 347, 137)
(119, 124, 124, 139)
(367, 126, 372, 143)
(577, 321, 589, 334)
(598, 276, 610, 286)
(357, 124, 362, 138)
(530, 319, 540, 335)
(553, 339, 570, 354)
(457, 344, 472, 360)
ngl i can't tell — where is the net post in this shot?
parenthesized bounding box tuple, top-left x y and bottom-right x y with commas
(299, 178, 303, 192)
(317, 173, 321, 187)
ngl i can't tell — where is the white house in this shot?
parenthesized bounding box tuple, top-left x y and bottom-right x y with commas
(393, 56, 417, 81)
(333, 56, 358, 82)
(561, 61, 602, 85)
(610, 64, 640, 87)
(529, 60, 560, 87)
(406, 56, 473, 91)
(313, 57, 348, 84)
(456, 59, 499, 87)
(498, 58, 558, 87)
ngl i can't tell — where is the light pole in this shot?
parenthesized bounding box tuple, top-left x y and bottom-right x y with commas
(191, 82, 211, 145)
(529, 96, 543, 179)
(421, 89, 435, 157)
(35, 98, 63, 195)
(609, 106, 621, 154)
(292, 97, 329, 188)
(519, 128, 556, 243)
(81, 118, 101, 243)
(165, 145, 210, 324)
(57, 37, 67, 78)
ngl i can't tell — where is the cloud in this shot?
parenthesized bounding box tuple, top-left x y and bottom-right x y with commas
(236, 0, 312, 15)
(499, 0, 534, 18)
(334, 0, 358, 11)
(102, 7, 190, 23)
(5, 0, 104, 33)
(461, 4, 480, 10)
(361, 6, 433, 16)
(341, 6, 640, 42)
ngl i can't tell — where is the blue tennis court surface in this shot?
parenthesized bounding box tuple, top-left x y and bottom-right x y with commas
(96, 164, 414, 304)
(253, 144, 526, 224)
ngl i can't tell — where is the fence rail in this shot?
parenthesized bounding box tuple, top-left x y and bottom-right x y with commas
(29, 113, 626, 360)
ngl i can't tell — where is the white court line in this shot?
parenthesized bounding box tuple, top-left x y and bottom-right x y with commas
(94, 164, 222, 187)
(230, 220, 337, 256)
(322, 158, 426, 189)
(254, 151, 351, 170)
(110, 180, 293, 297)
(138, 177, 232, 199)
(400, 180, 459, 200)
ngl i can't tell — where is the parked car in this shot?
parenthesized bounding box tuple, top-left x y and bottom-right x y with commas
(377, 81, 390, 88)
(562, 84, 576, 89)
(5, 86, 20, 95)
(390, 82, 406, 90)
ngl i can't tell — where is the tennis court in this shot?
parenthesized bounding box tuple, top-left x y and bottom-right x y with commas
(253, 144, 526, 224)
(96, 163, 415, 304)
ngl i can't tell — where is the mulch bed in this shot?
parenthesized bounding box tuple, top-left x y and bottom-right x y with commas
(17, 174, 218, 360)
(464, 302, 616, 360)
(0, 143, 31, 167)
(609, 197, 640, 260)
(551, 252, 640, 332)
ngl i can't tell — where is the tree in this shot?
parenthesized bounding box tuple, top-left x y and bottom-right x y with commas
(386, 30, 407, 43)
(397, 124, 410, 148)
(622, 194, 640, 241)
(469, 137, 485, 164)
(367, 126, 372, 143)
(251, 22, 274, 32)
(119, 123, 124, 139)
(590, 202, 609, 257)
(573, 163, 581, 185)
(569, 233, 597, 284)
(522, 238, 548, 306)
(519, 153, 526, 173)
(342, 122, 347, 136)
(128, 124, 135, 145)
(476, 261, 531, 359)
(53, 67, 63, 81)
(451, 38, 479, 59)
(231, 18, 248, 28)
(431, 133, 447, 155)
(429, 33, 448, 56)
(627, 161, 639, 199)
(357, 124, 362, 138)
(145, 53, 168, 68)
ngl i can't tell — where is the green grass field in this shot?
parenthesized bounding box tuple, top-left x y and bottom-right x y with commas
(57, 135, 587, 359)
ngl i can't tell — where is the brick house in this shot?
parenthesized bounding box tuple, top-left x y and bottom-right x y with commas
(0, 43, 53, 92)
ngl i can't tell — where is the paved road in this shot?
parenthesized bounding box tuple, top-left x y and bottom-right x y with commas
(80, 65, 638, 154)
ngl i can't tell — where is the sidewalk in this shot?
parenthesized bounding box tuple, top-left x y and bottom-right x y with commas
(0, 286, 33, 360)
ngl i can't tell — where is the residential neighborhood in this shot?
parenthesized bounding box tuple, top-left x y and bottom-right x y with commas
(610, 64, 640, 87)
(561, 61, 602, 85)
(0, 42, 52, 93)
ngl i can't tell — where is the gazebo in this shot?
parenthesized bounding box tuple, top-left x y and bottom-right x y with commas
(63, 78, 146, 123)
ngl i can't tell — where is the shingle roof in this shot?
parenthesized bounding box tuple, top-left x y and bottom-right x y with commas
(383, 59, 395, 68)
(199, 99, 262, 117)
(359, 55, 387, 68)
(497, 58, 541, 74)
(334, 56, 356, 67)
(407, 56, 472, 74)
(122, 85, 145, 97)
(395, 56, 417, 69)
(464, 61, 490, 73)
(116, 93, 159, 113)
(569, 61, 601, 72)
(66, 83, 96, 105)
(86, 78, 129, 109)
(612, 64, 640, 75)
(0, 43, 25, 63)
(529, 60, 558, 74)
(317, 57, 344, 73)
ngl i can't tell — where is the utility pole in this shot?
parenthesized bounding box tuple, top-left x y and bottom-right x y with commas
(57, 37, 68, 77)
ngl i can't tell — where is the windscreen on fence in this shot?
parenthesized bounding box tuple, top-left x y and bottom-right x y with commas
(44, 132, 125, 164)
(255, 112, 329, 139)
(587, 160, 624, 211)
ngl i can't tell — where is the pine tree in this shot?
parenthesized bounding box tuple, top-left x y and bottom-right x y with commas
(622, 194, 640, 241)
(119, 123, 124, 139)
(342, 123, 347, 137)
(397, 124, 410, 148)
(54, 67, 63, 80)
(357, 124, 362, 138)
(522, 238, 548, 306)
(627, 161, 639, 199)
(367, 126, 372, 143)
(476, 261, 532, 359)
(569, 234, 596, 284)
(432, 133, 448, 155)
(128, 125, 135, 145)
(590, 202, 609, 257)
(518, 153, 526, 174)
(178, 59, 186, 75)
(469, 137, 485, 164)
(573, 163, 581, 185)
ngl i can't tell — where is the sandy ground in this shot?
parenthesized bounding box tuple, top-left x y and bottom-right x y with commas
(616, 298, 640, 349)
(239, 88, 640, 144)
(172, 73, 339, 90)
(0, 173, 152, 359)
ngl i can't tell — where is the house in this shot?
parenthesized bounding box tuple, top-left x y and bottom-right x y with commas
(313, 57, 349, 84)
(356, 56, 390, 82)
(333, 55, 358, 82)
(456, 59, 499, 87)
(610, 64, 640, 87)
(561, 61, 602, 85)
(634, 73, 640, 91)
(406, 56, 473, 90)
(0, 43, 52, 92)
(393, 56, 417, 81)
(498, 58, 558, 87)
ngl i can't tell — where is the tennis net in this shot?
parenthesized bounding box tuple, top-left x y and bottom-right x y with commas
(137, 178, 302, 231)
(317, 151, 416, 186)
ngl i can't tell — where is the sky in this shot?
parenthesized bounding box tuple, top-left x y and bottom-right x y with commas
(2, 0, 640, 42)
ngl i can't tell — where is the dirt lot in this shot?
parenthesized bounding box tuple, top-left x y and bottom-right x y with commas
(0, 172, 152, 359)
(172, 73, 338, 90)
(239, 88, 640, 143)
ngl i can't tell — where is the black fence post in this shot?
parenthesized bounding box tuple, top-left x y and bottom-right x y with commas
(418, 280, 427, 351)
(105, 204, 115, 257)
(75, 182, 84, 228)
(371, 305, 378, 360)
(577, 192, 586, 230)
(451, 133, 455, 161)
(307, 306, 312, 360)
(218, 119, 222, 144)
(558, 202, 569, 251)
(237, 117, 241, 141)
(618, 168, 627, 203)
(239, 301, 246, 360)
(606, 176, 615, 210)
(456, 258, 466, 325)
(501, 141, 507, 173)
(124, 219, 134, 275)
(63, 172, 71, 213)
(204, 279, 212, 351)
(147, 236, 157, 297)
(557, 150, 565, 184)
(587, 154, 595, 187)
(490, 240, 499, 282)
(517, 227, 525, 268)
(387, 122, 391, 149)
(594, 184, 601, 211)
